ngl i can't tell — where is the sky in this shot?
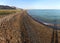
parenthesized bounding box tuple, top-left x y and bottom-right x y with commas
(0, 0, 60, 9)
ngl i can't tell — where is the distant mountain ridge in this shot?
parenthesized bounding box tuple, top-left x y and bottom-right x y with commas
(0, 5, 16, 9)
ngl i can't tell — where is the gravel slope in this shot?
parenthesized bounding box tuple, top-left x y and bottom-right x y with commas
(0, 10, 60, 43)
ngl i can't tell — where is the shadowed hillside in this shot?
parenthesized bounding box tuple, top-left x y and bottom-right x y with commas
(0, 5, 16, 9)
(0, 10, 60, 43)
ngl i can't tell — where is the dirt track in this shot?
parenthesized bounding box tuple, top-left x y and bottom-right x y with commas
(0, 12, 23, 43)
(0, 10, 60, 43)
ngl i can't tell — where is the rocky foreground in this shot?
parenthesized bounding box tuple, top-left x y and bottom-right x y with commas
(0, 10, 60, 43)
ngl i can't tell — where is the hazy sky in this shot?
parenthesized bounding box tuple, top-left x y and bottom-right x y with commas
(0, 0, 60, 9)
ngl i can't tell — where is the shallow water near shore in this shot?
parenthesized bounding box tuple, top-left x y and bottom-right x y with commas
(27, 9, 60, 24)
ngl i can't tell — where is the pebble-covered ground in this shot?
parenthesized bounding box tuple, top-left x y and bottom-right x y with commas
(0, 12, 23, 43)
(0, 10, 60, 43)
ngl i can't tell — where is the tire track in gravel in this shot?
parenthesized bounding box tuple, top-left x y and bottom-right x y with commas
(22, 12, 40, 43)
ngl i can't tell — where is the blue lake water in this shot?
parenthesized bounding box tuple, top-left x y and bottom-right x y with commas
(27, 9, 60, 24)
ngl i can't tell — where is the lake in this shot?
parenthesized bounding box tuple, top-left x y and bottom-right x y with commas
(27, 9, 60, 24)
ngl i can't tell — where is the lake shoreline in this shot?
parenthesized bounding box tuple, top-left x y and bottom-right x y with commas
(27, 11, 60, 30)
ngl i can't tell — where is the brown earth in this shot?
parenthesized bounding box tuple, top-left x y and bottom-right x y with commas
(0, 15, 6, 18)
(0, 10, 60, 43)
